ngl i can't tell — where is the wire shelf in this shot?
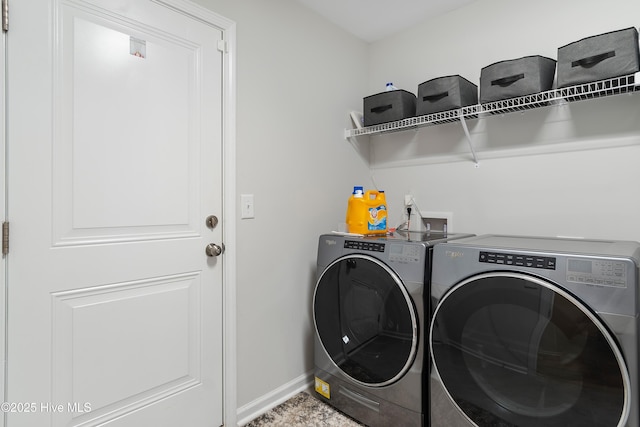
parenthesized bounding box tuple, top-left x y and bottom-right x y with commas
(345, 73, 640, 139)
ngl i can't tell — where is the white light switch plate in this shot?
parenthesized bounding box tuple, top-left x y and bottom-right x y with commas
(241, 194, 254, 219)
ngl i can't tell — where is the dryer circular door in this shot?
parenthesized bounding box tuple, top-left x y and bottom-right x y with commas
(430, 272, 630, 427)
(313, 254, 418, 387)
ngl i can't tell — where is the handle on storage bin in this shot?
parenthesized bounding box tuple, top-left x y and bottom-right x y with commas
(370, 104, 393, 114)
(423, 91, 449, 102)
(491, 73, 525, 87)
(572, 51, 615, 68)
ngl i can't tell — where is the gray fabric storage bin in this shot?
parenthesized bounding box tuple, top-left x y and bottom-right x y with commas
(363, 90, 416, 126)
(480, 56, 556, 103)
(416, 75, 478, 115)
(557, 27, 640, 88)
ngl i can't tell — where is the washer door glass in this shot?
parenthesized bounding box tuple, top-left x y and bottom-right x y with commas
(431, 272, 629, 427)
(314, 254, 418, 387)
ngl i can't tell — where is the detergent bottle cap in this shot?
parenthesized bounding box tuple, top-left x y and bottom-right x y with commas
(353, 186, 364, 197)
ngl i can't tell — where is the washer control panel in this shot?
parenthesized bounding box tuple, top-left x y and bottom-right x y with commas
(479, 251, 556, 270)
(343, 240, 423, 264)
(566, 258, 627, 288)
(344, 240, 385, 252)
(388, 244, 421, 264)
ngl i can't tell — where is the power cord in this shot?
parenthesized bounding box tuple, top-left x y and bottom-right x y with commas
(397, 196, 422, 231)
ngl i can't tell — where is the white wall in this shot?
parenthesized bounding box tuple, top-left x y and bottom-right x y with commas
(191, 0, 640, 421)
(193, 0, 371, 417)
(366, 0, 640, 242)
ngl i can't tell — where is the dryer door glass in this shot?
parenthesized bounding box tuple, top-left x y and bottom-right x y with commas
(431, 272, 629, 427)
(314, 254, 418, 387)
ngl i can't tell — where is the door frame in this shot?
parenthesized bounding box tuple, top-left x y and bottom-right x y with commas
(1, 0, 237, 426)
(0, 18, 6, 427)
(213, 3, 239, 425)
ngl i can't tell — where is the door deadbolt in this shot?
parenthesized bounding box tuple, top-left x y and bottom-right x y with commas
(206, 215, 219, 229)
(205, 243, 225, 257)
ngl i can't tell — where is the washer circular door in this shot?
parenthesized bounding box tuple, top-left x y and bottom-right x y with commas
(430, 272, 630, 427)
(313, 254, 418, 387)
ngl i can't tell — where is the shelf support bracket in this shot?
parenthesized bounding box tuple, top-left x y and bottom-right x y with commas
(459, 113, 479, 167)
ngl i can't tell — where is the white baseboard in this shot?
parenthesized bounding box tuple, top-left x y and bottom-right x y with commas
(236, 370, 315, 426)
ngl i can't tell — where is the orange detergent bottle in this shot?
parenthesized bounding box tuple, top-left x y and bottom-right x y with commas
(346, 187, 388, 235)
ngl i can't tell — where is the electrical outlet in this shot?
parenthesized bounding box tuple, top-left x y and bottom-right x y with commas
(405, 195, 423, 232)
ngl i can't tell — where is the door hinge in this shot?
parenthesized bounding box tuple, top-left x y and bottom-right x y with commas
(2, 222, 8, 256)
(2, 0, 8, 32)
(217, 40, 227, 53)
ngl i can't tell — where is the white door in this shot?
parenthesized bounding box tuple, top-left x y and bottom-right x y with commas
(6, 0, 230, 425)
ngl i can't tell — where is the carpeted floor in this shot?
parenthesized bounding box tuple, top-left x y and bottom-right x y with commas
(244, 392, 364, 427)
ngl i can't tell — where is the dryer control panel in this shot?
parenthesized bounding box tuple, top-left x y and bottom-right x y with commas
(566, 258, 627, 288)
(479, 251, 556, 270)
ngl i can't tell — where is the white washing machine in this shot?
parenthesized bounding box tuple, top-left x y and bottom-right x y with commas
(313, 231, 473, 427)
(430, 235, 640, 427)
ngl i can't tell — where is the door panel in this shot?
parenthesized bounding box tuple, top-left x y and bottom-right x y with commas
(51, 273, 202, 424)
(7, 0, 225, 425)
(54, 4, 203, 245)
(71, 17, 193, 229)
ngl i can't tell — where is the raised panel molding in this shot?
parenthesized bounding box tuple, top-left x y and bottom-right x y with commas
(51, 272, 202, 426)
(52, 1, 202, 247)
